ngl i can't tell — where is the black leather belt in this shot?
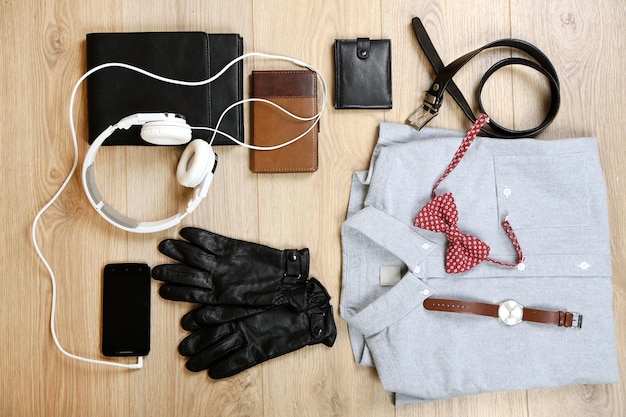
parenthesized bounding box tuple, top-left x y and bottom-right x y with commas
(408, 17, 560, 139)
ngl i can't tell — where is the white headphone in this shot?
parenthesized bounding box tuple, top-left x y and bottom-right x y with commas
(82, 112, 217, 233)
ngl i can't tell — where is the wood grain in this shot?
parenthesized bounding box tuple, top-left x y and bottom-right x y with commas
(2, 0, 624, 416)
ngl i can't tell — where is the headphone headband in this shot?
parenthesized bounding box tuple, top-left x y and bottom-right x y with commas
(81, 113, 216, 233)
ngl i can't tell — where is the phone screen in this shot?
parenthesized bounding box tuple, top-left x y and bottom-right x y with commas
(102, 263, 151, 357)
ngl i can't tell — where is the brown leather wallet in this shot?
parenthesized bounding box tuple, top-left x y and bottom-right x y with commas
(423, 298, 582, 328)
(251, 70, 319, 173)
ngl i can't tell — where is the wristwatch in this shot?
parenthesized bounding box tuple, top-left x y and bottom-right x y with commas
(423, 298, 582, 328)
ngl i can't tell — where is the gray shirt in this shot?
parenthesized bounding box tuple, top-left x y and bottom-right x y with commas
(340, 123, 619, 405)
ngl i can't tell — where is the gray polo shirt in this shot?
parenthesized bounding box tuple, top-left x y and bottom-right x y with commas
(340, 123, 619, 405)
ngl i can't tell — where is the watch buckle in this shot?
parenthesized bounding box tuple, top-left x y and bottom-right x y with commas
(407, 92, 439, 130)
(570, 312, 583, 329)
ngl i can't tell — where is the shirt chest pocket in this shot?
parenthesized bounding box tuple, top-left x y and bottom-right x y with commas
(493, 153, 591, 229)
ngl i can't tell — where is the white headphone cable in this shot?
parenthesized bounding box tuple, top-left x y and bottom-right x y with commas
(202, 56, 327, 148)
(30, 109, 143, 369)
(195, 96, 324, 150)
(33, 51, 326, 369)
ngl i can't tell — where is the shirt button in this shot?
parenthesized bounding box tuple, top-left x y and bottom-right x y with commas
(579, 262, 590, 270)
(422, 289, 430, 296)
(413, 265, 421, 274)
(503, 187, 512, 197)
(517, 263, 526, 271)
(422, 243, 431, 250)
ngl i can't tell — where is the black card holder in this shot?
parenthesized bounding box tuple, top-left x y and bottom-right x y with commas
(334, 38, 392, 109)
(86, 32, 244, 146)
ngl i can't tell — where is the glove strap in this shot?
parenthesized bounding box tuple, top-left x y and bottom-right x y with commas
(309, 304, 336, 347)
(283, 249, 307, 284)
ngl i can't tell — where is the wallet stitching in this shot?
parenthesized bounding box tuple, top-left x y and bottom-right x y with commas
(334, 39, 392, 109)
(204, 35, 212, 128)
(335, 41, 342, 107)
(259, 95, 315, 98)
(236, 35, 243, 140)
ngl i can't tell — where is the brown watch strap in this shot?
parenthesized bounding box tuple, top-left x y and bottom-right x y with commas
(523, 307, 579, 328)
(423, 298, 498, 318)
(423, 298, 583, 328)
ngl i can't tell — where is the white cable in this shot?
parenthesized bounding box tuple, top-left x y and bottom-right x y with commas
(31, 182, 143, 369)
(194, 96, 323, 150)
(32, 51, 326, 369)
(203, 56, 327, 148)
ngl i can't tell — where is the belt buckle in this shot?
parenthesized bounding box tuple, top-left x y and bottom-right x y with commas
(407, 92, 439, 130)
(570, 312, 583, 329)
(497, 299, 524, 326)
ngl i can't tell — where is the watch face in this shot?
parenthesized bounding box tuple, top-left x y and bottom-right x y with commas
(498, 300, 524, 326)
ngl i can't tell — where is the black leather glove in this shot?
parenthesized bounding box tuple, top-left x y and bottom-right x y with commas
(178, 278, 337, 379)
(181, 304, 268, 331)
(152, 227, 310, 310)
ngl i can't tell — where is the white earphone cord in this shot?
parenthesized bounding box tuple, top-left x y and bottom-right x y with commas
(32, 51, 327, 369)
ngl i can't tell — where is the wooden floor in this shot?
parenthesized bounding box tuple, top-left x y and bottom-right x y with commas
(2, 0, 624, 416)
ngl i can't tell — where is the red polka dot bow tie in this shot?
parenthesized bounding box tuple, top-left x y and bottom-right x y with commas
(414, 114, 524, 274)
(415, 193, 492, 273)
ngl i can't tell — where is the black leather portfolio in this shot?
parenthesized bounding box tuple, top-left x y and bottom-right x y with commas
(86, 32, 244, 146)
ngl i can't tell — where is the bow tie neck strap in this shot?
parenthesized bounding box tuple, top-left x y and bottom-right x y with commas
(432, 113, 489, 198)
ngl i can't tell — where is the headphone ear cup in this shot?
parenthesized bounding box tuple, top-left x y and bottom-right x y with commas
(141, 120, 192, 145)
(177, 139, 214, 188)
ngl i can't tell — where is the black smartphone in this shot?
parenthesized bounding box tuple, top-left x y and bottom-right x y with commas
(102, 263, 151, 357)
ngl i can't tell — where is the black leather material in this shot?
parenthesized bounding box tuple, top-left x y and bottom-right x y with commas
(181, 303, 269, 331)
(152, 227, 310, 311)
(334, 38, 392, 109)
(86, 32, 243, 146)
(411, 17, 560, 138)
(177, 278, 337, 379)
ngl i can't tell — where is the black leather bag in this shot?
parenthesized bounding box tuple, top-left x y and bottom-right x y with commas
(334, 38, 392, 109)
(86, 32, 244, 146)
